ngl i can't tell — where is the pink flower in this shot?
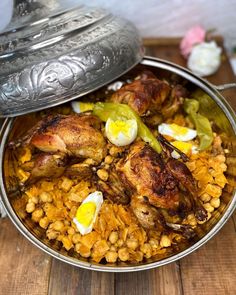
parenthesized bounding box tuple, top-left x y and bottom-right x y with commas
(180, 25, 206, 58)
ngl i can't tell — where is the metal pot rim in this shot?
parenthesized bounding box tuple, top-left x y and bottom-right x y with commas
(1, 56, 236, 272)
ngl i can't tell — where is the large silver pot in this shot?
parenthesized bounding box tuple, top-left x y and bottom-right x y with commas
(0, 57, 236, 272)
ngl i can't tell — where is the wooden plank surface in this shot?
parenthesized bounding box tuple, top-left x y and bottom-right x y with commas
(0, 38, 236, 295)
(0, 218, 51, 295)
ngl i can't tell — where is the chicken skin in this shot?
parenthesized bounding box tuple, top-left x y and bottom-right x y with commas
(110, 71, 188, 119)
(117, 141, 179, 209)
(29, 114, 107, 163)
(10, 114, 107, 183)
(116, 141, 207, 222)
(110, 71, 171, 116)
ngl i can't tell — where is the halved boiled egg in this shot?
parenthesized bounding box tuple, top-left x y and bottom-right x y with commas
(73, 191, 103, 235)
(71, 101, 94, 114)
(158, 123, 197, 141)
(105, 118, 138, 146)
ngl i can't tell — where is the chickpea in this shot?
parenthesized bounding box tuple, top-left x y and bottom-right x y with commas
(52, 220, 64, 232)
(126, 239, 139, 251)
(160, 235, 171, 248)
(104, 164, 110, 170)
(64, 220, 70, 226)
(46, 229, 59, 240)
(39, 217, 49, 229)
(97, 169, 109, 181)
(135, 251, 144, 262)
(67, 227, 75, 235)
(26, 202, 35, 213)
(109, 146, 121, 157)
(140, 243, 152, 258)
(219, 163, 227, 172)
(210, 197, 220, 208)
(104, 155, 113, 164)
(118, 247, 130, 262)
(32, 208, 44, 222)
(110, 245, 117, 252)
(105, 251, 118, 263)
(31, 196, 39, 204)
(200, 193, 211, 203)
(39, 192, 52, 203)
(116, 239, 124, 248)
(215, 155, 226, 163)
(149, 238, 159, 249)
(203, 203, 215, 213)
(83, 158, 96, 165)
(187, 214, 197, 226)
(109, 231, 119, 244)
(72, 233, 81, 244)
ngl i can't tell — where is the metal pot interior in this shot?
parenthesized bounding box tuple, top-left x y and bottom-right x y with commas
(1, 58, 236, 272)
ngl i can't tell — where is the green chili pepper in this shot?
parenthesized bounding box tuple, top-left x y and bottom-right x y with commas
(184, 98, 213, 150)
(93, 102, 162, 153)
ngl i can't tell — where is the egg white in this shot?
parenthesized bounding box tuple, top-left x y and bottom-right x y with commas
(158, 123, 197, 141)
(73, 191, 103, 235)
(105, 118, 138, 146)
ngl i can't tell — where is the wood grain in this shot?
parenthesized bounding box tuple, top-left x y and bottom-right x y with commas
(115, 264, 182, 295)
(180, 218, 236, 295)
(48, 259, 115, 295)
(0, 218, 51, 295)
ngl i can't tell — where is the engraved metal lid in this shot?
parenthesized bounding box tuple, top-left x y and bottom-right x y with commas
(0, 1, 143, 117)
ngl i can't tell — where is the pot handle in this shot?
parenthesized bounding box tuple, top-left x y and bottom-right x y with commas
(211, 83, 236, 91)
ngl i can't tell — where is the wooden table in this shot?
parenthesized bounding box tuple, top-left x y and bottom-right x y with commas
(1, 38, 236, 295)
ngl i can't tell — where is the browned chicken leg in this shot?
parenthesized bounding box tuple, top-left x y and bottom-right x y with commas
(117, 141, 207, 222)
(29, 114, 107, 163)
(117, 141, 180, 210)
(10, 114, 107, 183)
(110, 71, 171, 116)
(110, 71, 188, 120)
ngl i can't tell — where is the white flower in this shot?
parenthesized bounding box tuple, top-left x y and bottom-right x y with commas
(187, 41, 222, 77)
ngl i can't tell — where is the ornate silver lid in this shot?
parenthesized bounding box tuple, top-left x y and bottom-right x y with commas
(0, 1, 143, 117)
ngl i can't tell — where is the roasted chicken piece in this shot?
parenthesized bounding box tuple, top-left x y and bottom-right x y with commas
(117, 141, 179, 209)
(110, 71, 170, 116)
(117, 141, 207, 222)
(26, 114, 106, 162)
(97, 166, 131, 205)
(110, 71, 187, 120)
(130, 195, 165, 230)
(10, 114, 107, 183)
(130, 195, 195, 238)
(27, 153, 66, 181)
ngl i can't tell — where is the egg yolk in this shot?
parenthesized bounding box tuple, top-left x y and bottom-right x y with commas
(76, 202, 96, 227)
(108, 120, 132, 138)
(169, 124, 189, 136)
(172, 141, 193, 154)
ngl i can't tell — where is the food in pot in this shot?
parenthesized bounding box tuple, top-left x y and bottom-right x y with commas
(8, 70, 228, 264)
